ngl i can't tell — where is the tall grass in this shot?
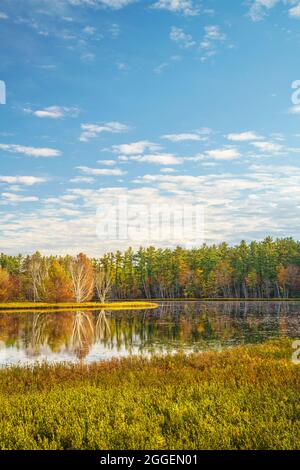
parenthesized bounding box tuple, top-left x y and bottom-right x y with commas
(0, 339, 299, 450)
(0, 301, 158, 311)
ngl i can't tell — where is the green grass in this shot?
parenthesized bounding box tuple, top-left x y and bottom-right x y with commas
(0, 301, 158, 311)
(0, 339, 299, 450)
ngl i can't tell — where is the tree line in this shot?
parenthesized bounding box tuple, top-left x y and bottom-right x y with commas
(1, 237, 300, 302)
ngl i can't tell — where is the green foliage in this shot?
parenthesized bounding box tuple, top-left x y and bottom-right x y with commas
(2, 237, 300, 300)
(0, 339, 299, 449)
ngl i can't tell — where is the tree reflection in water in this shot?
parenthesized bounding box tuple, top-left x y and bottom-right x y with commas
(70, 311, 94, 360)
(26, 312, 50, 357)
(0, 301, 300, 364)
(94, 309, 111, 342)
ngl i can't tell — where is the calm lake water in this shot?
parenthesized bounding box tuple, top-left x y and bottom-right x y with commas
(0, 301, 300, 366)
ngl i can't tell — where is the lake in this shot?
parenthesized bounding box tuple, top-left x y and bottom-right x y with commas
(0, 301, 300, 366)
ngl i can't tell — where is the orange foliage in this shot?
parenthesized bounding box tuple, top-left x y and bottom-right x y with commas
(45, 261, 74, 303)
(0, 267, 10, 301)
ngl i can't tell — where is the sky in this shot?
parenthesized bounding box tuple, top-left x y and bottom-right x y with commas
(1, 0, 300, 255)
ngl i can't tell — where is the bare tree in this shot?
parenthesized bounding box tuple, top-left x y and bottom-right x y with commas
(68, 253, 94, 303)
(94, 268, 113, 303)
(26, 252, 49, 302)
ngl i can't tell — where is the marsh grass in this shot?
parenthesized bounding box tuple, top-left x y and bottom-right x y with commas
(0, 339, 299, 450)
(0, 301, 158, 311)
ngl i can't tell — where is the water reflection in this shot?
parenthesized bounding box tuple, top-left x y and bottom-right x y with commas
(0, 301, 300, 366)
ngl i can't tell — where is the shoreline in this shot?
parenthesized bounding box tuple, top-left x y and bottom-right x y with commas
(0, 301, 159, 311)
(0, 298, 299, 311)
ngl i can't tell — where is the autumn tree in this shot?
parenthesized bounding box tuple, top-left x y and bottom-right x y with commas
(0, 267, 10, 301)
(45, 260, 73, 302)
(214, 260, 234, 297)
(68, 253, 94, 303)
(3, 237, 300, 302)
(245, 270, 259, 298)
(277, 264, 300, 298)
(8, 275, 24, 301)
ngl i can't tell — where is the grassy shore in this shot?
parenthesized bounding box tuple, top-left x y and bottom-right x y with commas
(0, 339, 299, 450)
(0, 301, 158, 311)
(1, 298, 299, 312)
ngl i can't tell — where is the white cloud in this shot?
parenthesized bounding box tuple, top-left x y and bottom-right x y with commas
(202, 25, 226, 42)
(36, 64, 57, 70)
(289, 3, 300, 18)
(226, 131, 263, 142)
(77, 166, 127, 176)
(154, 62, 169, 74)
(70, 176, 95, 184)
(151, 0, 200, 16)
(25, 105, 80, 119)
(97, 0, 136, 8)
(206, 148, 240, 160)
(201, 162, 218, 167)
(0, 12, 8, 19)
(249, 163, 298, 174)
(42, 195, 78, 205)
(247, 0, 279, 22)
(111, 140, 161, 155)
(63, 0, 136, 8)
(116, 62, 128, 70)
(5, 186, 24, 193)
(3, 161, 300, 254)
(154, 55, 182, 74)
(130, 153, 184, 165)
(133, 174, 209, 189)
(110, 23, 120, 37)
(97, 159, 117, 166)
(1, 193, 39, 204)
(82, 25, 97, 34)
(162, 130, 210, 142)
(251, 141, 283, 153)
(160, 167, 177, 173)
(28, 0, 136, 14)
(0, 143, 61, 158)
(170, 26, 196, 48)
(79, 122, 130, 142)
(80, 52, 96, 62)
(0, 176, 47, 186)
(200, 25, 227, 59)
(288, 104, 300, 114)
(288, 147, 300, 153)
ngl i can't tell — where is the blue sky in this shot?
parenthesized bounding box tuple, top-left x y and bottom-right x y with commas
(1, 0, 300, 255)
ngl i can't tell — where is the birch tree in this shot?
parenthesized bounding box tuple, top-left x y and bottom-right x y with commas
(26, 252, 49, 302)
(68, 253, 94, 303)
(94, 268, 113, 303)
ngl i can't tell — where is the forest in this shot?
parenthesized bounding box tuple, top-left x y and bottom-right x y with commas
(1, 237, 300, 302)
